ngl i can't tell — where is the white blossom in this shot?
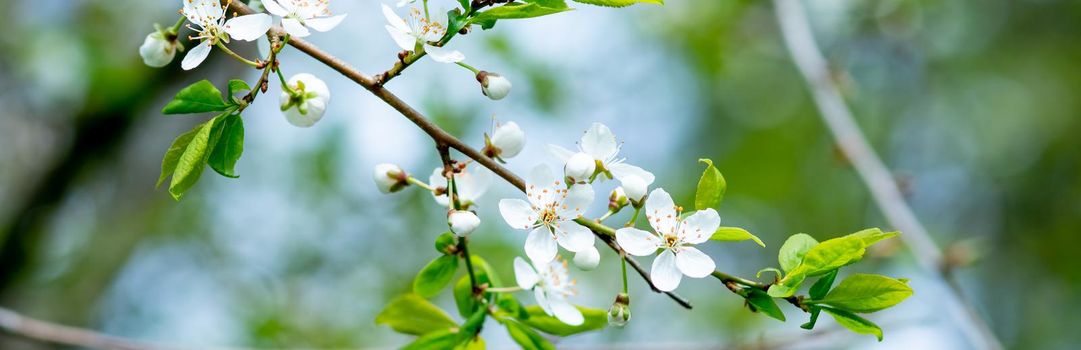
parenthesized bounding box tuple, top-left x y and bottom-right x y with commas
(499, 165, 595, 263)
(373, 163, 407, 193)
(514, 256, 584, 325)
(549, 123, 655, 184)
(572, 245, 600, 271)
(279, 73, 330, 127)
(478, 71, 512, 100)
(487, 121, 525, 160)
(382, 3, 464, 63)
(564, 152, 596, 184)
(615, 188, 719, 292)
(428, 165, 492, 207)
(262, 0, 347, 38)
(448, 210, 481, 236)
(180, 0, 272, 70)
(139, 31, 182, 67)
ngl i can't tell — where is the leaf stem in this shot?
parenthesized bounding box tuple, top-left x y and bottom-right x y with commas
(456, 61, 480, 74)
(215, 42, 260, 67)
(486, 286, 522, 293)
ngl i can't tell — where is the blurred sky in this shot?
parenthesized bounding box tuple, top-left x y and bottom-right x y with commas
(1, 0, 1080, 349)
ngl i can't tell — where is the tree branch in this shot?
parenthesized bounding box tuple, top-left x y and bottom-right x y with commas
(772, 0, 1001, 348)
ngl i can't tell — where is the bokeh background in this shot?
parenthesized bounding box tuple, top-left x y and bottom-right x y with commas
(1, 0, 1078, 349)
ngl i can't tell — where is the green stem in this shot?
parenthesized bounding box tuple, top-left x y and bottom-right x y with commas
(460, 236, 478, 288)
(486, 286, 522, 293)
(456, 61, 480, 74)
(625, 206, 642, 227)
(621, 255, 629, 294)
(423, 0, 431, 21)
(597, 209, 617, 223)
(276, 67, 296, 95)
(170, 15, 186, 33)
(215, 42, 260, 67)
(407, 177, 435, 192)
(711, 271, 768, 290)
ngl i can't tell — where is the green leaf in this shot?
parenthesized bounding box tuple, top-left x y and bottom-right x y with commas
(456, 308, 487, 345)
(375, 294, 458, 336)
(801, 306, 822, 330)
(496, 294, 528, 319)
(503, 319, 556, 350)
(168, 116, 226, 201)
(767, 273, 805, 298)
(157, 124, 203, 188)
(789, 234, 866, 277)
(227, 79, 251, 100)
(162, 80, 229, 114)
(434, 232, 458, 254)
(745, 289, 785, 321)
(710, 226, 764, 247)
(694, 158, 726, 210)
(809, 269, 838, 300)
(849, 228, 899, 247)
(414, 255, 460, 298)
(452, 256, 499, 318)
(821, 306, 884, 341)
(443, 9, 469, 42)
(471, 2, 572, 23)
(207, 114, 244, 178)
(521, 306, 606, 336)
(815, 273, 913, 313)
(778, 233, 818, 273)
(526, 0, 570, 9)
(571, 0, 662, 7)
(402, 329, 457, 350)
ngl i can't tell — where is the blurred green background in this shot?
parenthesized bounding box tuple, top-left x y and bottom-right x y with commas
(1, 0, 1078, 349)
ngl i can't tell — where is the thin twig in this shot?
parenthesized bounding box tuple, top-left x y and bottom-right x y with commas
(772, 0, 1002, 349)
(223, 1, 694, 309)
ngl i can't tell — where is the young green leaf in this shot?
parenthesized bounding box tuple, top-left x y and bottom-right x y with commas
(521, 305, 607, 336)
(809, 269, 838, 300)
(694, 158, 726, 210)
(571, 0, 663, 7)
(168, 116, 226, 201)
(452, 256, 499, 317)
(471, 2, 572, 23)
(801, 306, 822, 330)
(503, 318, 556, 350)
(496, 293, 528, 319)
(456, 308, 487, 345)
(745, 289, 785, 321)
(157, 124, 203, 188)
(434, 232, 458, 254)
(815, 273, 912, 313)
(375, 294, 458, 336)
(207, 114, 244, 178)
(849, 228, 899, 247)
(162, 80, 229, 114)
(710, 226, 765, 247)
(227, 79, 251, 100)
(821, 306, 884, 341)
(527, 0, 570, 9)
(778, 233, 818, 273)
(767, 273, 805, 298)
(414, 255, 460, 298)
(401, 329, 457, 350)
(789, 234, 866, 277)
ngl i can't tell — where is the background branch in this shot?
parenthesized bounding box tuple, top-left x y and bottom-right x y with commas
(772, 0, 1001, 348)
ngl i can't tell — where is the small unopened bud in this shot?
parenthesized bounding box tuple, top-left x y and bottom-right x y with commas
(477, 71, 512, 100)
(486, 121, 525, 159)
(280, 73, 331, 127)
(448, 210, 481, 236)
(621, 175, 648, 204)
(139, 30, 181, 68)
(565, 152, 596, 184)
(608, 293, 631, 327)
(609, 187, 628, 211)
(572, 246, 600, 271)
(373, 163, 407, 193)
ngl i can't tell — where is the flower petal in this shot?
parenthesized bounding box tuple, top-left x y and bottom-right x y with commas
(581, 123, 619, 161)
(534, 287, 552, 315)
(224, 13, 272, 41)
(180, 41, 213, 71)
(384, 25, 416, 52)
(547, 144, 575, 162)
(679, 208, 720, 244)
(306, 14, 346, 32)
(282, 17, 311, 37)
(499, 199, 536, 230)
(424, 44, 464, 63)
(261, 0, 290, 17)
(549, 297, 584, 326)
(458, 165, 492, 203)
(644, 188, 678, 235)
(428, 168, 450, 206)
(608, 163, 656, 185)
(528, 164, 556, 189)
(558, 184, 593, 218)
(651, 249, 682, 291)
(525, 227, 558, 263)
(514, 257, 540, 290)
(615, 227, 662, 256)
(675, 247, 716, 278)
(554, 221, 594, 253)
(382, 3, 411, 33)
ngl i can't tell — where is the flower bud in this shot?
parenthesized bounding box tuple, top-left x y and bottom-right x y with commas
(477, 71, 512, 100)
(487, 121, 525, 159)
(448, 210, 481, 237)
(572, 246, 600, 271)
(608, 293, 631, 327)
(609, 187, 628, 211)
(565, 152, 596, 184)
(139, 30, 181, 68)
(434, 231, 458, 254)
(620, 175, 648, 203)
(373, 163, 407, 193)
(280, 73, 331, 127)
